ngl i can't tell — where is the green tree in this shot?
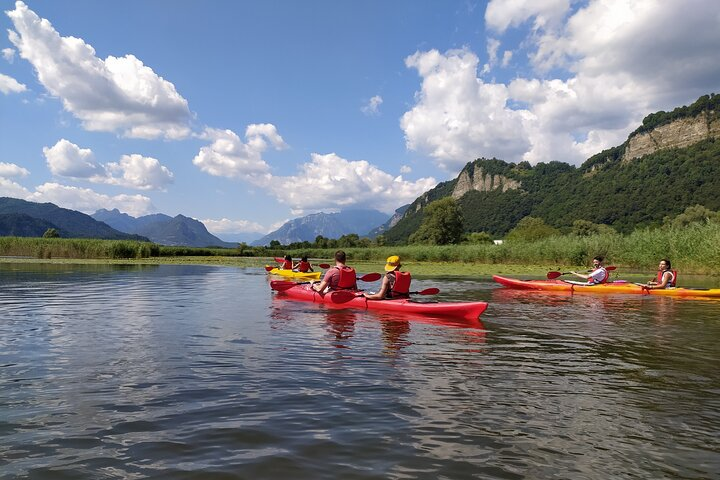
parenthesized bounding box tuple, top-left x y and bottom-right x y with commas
(664, 204, 720, 228)
(505, 216, 559, 242)
(464, 231, 494, 244)
(409, 197, 464, 245)
(43, 228, 60, 238)
(571, 219, 617, 236)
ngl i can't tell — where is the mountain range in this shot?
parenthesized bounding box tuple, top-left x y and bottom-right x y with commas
(252, 209, 390, 246)
(0, 197, 147, 241)
(91, 209, 236, 248)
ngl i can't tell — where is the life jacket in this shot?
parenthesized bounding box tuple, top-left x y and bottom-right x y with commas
(589, 267, 609, 284)
(657, 269, 677, 287)
(335, 266, 357, 290)
(281, 259, 293, 270)
(295, 261, 311, 272)
(389, 271, 411, 298)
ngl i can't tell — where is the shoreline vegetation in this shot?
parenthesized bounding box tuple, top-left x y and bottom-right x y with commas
(1, 222, 719, 277)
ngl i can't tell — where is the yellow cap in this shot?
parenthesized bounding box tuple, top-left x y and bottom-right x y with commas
(384, 255, 401, 271)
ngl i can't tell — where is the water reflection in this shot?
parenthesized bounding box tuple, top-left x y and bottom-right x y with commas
(3, 264, 719, 479)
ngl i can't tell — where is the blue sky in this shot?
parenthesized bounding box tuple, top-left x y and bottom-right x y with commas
(1, 0, 719, 240)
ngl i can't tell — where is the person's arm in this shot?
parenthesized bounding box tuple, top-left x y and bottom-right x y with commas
(570, 271, 590, 279)
(363, 275, 390, 300)
(312, 270, 334, 293)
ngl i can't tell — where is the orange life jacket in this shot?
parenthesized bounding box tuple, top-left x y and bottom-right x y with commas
(335, 266, 357, 290)
(296, 261, 311, 272)
(390, 271, 411, 297)
(657, 269, 677, 287)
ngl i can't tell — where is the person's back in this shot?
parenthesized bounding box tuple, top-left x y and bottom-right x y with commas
(294, 256, 312, 273)
(312, 250, 356, 293)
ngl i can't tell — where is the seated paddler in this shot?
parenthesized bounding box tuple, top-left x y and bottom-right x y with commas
(363, 255, 411, 300)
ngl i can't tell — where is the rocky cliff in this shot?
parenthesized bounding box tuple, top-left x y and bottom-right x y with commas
(623, 109, 720, 162)
(451, 164, 521, 199)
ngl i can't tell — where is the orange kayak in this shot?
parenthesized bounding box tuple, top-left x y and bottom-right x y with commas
(492, 275, 720, 298)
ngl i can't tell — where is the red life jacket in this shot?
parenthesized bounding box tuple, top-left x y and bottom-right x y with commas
(390, 271, 411, 297)
(335, 266, 357, 290)
(296, 261, 311, 272)
(281, 260, 293, 269)
(657, 269, 677, 287)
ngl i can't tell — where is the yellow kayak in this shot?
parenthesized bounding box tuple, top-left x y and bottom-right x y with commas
(266, 267, 321, 280)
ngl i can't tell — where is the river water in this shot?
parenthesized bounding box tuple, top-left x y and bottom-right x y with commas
(1, 263, 719, 479)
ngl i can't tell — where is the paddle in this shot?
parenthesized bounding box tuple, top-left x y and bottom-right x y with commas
(547, 266, 616, 279)
(270, 272, 382, 292)
(330, 287, 441, 304)
(268, 262, 329, 272)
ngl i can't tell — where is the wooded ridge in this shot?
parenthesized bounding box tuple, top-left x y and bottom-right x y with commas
(384, 93, 720, 244)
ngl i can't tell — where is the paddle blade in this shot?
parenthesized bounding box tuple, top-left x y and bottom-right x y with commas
(414, 287, 440, 295)
(607, 266, 617, 271)
(547, 271, 564, 279)
(265, 265, 275, 272)
(358, 272, 382, 282)
(274, 257, 285, 263)
(318, 263, 331, 269)
(270, 280, 299, 291)
(330, 291, 364, 304)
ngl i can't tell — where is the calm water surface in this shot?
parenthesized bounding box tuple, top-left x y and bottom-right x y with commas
(1, 263, 719, 479)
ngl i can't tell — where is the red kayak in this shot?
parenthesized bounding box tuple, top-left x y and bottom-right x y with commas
(270, 282, 488, 320)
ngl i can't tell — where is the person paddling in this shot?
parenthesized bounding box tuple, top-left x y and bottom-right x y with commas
(312, 250, 357, 293)
(570, 256, 609, 284)
(363, 255, 411, 300)
(293, 255, 313, 273)
(643, 259, 677, 289)
(279, 254, 293, 270)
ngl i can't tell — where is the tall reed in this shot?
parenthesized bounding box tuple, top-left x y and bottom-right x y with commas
(0, 237, 160, 259)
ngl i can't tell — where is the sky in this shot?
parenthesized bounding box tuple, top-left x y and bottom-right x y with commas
(1, 0, 719, 241)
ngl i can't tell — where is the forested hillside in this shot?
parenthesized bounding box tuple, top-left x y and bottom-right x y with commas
(384, 94, 720, 244)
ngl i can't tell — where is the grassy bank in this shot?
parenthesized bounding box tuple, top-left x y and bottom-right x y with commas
(282, 223, 720, 275)
(1, 222, 718, 275)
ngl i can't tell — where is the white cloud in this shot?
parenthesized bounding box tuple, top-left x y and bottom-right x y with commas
(27, 182, 154, 217)
(485, 0, 571, 33)
(0, 162, 30, 178)
(501, 50, 513, 67)
(400, 165, 412, 174)
(201, 217, 268, 235)
(2, 47, 15, 62)
(402, 1, 720, 167)
(44, 139, 103, 178)
(0, 177, 31, 198)
(192, 125, 285, 182)
(6, 1, 191, 139)
(361, 95, 383, 115)
(266, 153, 437, 215)
(0, 72, 26, 94)
(43, 139, 173, 190)
(401, 48, 532, 170)
(105, 154, 174, 190)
